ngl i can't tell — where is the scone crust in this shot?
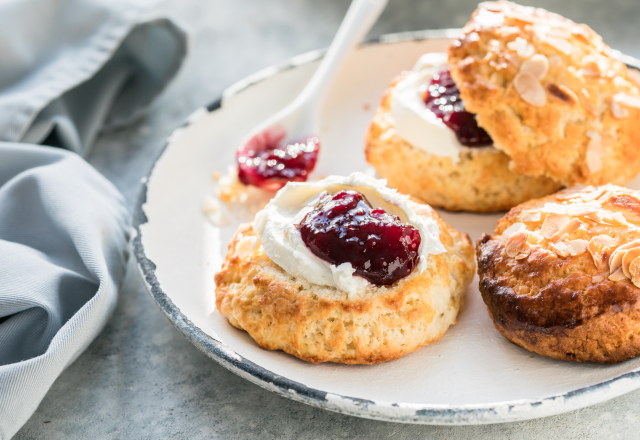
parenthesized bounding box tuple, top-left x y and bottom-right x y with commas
(477, 186, 640, 363)
(215, 204, 475, 364)
(365, 75, 560, 213)
(449, 1, 640, 187)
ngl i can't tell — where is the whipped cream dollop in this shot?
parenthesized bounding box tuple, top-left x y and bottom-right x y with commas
(253, 173, 446, 296)
(391, 52, 493, 162)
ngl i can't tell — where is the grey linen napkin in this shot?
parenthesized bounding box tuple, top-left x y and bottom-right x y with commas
(0, 1, 188, 437)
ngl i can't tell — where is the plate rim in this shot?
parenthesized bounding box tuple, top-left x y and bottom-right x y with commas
(133, 29, 640, 425)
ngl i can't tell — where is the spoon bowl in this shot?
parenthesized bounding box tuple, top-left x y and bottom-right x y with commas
(235, 0, 389, 190)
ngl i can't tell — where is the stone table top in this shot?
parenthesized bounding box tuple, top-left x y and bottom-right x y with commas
(15, 0, 640, 438)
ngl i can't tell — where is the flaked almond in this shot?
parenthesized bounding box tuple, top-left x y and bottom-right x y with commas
(520, 54, 549, 79)
(502, 222, 527, 237)
(550, 241, 571, 257)
(609, 240, 640, 273)
(585, 131, 604, 174)
(611, 212, 629, 226)
(506, 231, 530, 258)
(555, 186, 588, 200)
(580, 88, 598, 117)
(514, 72, 546, 107)
(580, 186, 607, 202)
(592, 275, 605, 283)
(571, 26, 592, 44)
(588, 234, 618, 253)
(480, 2, 503, 13)
(541, 213, 570, 239)
(497, 26, 521, 37)
(567, 202, 600, 216)
(551, 218, 583, 241)
(546, 28, 572, 39)
(628, 68, 640, 88)
(542, 36, 573, 55)
(548, 55, 563, 68)
(598, 211, 615, 225)
(583, 211, 602, 223)
(630, 256, 640, 287)
(505, 9, 538, 24)
(591, 225, 614, 235)
(611, 99, 629, 119)
(580, 57, 604, 77)
(605, 194, 640, 223)
(474, 7, 505, 29)
(613, 92, 640, 109)
(521, 211, 542, 222)
(622, 247, 640, 278)
(503, 51, 522, 68)
(527, 232, 544, 244)
(507, 37, 535, 58)
(609, 267, 627, 282)
(565, 239, 589, 256)
(595, 189, 614, 205)
(547, 84, 577, 105)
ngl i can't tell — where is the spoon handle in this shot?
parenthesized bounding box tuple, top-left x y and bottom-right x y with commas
(296, 0, 388, 106)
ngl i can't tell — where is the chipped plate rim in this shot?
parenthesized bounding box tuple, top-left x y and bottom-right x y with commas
(133, 29, 640, 425)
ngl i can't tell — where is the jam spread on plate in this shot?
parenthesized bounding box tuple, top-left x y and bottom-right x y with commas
(237, 126, 319, 191)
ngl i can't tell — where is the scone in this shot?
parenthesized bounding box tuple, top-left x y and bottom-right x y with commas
(477, 184, 640, 363)
(365, 58, 561, 213)
(449, 1, 640, 187)
(215, 173, 475, 364)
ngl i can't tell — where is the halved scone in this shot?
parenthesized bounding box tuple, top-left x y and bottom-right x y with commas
(366, 70, 560, 212)
(215, 173, 475, 364)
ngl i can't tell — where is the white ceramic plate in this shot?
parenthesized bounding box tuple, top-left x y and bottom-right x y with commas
(134, 30, 640, 425)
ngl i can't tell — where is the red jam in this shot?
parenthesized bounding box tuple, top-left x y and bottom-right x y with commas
(424, 68, 493, 147)
(237, 126, 319, 191)
(297, 190, 421, 286)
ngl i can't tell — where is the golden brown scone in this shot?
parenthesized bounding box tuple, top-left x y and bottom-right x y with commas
(477, 184, 640, 363)
(215, 204, 475, 365)
(449, 1, 640, 187)
(365, 76, 561, 212)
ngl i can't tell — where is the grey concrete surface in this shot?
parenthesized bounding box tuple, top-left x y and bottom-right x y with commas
(14, 0, 640, 438)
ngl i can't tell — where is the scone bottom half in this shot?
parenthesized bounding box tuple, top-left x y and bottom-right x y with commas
(214, 194, 475, 365)
(365, 75, 561, 213)
(477, 185, 640, 363)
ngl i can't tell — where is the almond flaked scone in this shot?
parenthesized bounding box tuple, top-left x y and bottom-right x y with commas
(477, 185, 640, 363)
(449, 1, 640, 187)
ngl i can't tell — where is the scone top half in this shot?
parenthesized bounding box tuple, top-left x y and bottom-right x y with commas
(477, 185, 640, 363)
(215, 173, 475, 364)
(450, 1, 640, 187)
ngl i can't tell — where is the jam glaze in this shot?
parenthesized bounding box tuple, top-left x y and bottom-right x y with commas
(237, 125, 320, 191)
(424, 68, 493, 147)
(296, 190, 421, 286)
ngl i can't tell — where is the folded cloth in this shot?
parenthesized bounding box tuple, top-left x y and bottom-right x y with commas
(0, 0, 189, 437)
(0, 0, 188, 157)
(0, 144, 130, 438)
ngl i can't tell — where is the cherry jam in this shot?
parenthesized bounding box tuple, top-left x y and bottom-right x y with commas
(297, 190, 421, 286)
(237, 126, 319, 191)
(424, 68, 492, 147)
